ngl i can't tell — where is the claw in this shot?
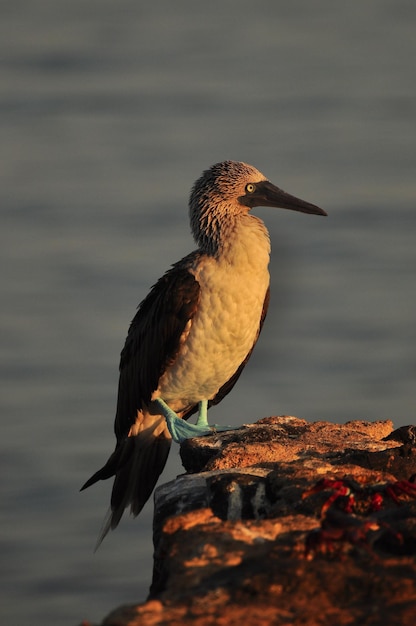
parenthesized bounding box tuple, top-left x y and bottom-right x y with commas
(385, 479, 416, 504)
(155, 398, 235, 443)
(165, 413, 214, 442)
(303, 478, 355, 517)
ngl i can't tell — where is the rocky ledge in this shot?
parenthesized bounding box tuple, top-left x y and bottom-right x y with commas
(84, 417, 416, 626)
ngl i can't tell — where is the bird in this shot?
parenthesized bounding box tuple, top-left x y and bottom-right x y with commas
(81, 160, 327, 547)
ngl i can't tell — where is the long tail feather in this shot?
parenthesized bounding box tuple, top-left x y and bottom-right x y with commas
(81, 414, 171, 549)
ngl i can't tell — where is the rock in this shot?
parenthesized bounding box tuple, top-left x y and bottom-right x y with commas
(87, 417, 416, 626)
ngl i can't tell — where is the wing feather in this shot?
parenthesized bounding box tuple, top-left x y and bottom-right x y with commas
(114, 263, 201, 441)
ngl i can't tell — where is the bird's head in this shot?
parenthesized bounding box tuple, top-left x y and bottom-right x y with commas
(190, 160, 327, 252)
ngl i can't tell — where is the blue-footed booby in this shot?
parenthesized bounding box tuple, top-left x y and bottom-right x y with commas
(81, 160, 327, 546)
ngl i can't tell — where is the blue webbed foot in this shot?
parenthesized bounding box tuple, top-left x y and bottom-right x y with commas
(155, 398, 235, 444)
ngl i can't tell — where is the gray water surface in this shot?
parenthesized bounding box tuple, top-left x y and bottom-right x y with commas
(1, 2, 415, 624)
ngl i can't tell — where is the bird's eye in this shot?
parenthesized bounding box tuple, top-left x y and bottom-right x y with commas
(245, 183, 256, 193)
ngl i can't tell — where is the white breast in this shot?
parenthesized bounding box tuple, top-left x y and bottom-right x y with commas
(156, 216, 271, 411)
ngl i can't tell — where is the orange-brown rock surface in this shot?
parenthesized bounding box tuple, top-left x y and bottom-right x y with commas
(81, 417, 416, 626)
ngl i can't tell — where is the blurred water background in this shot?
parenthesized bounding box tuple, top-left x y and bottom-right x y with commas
(1, 1, 415, 624)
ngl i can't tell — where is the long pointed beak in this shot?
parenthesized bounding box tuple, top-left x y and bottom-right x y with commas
(241, 180, 327, 216)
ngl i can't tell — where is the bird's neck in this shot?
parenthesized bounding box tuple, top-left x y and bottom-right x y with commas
(197, 213, 271, 267)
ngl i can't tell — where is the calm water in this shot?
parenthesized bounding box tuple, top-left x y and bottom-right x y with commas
(1, 2, 415, 624)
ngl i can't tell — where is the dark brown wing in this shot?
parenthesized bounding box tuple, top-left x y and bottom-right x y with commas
(114, 262, 201, 442)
